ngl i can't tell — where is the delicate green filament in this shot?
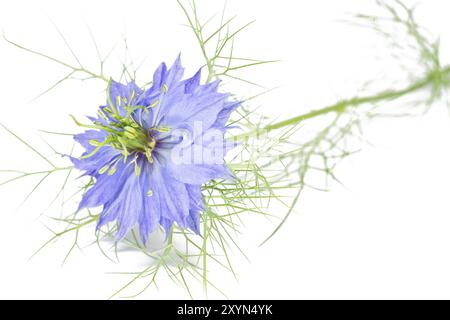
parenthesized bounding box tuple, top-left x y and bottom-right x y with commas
(134, 157, 141, 177)
(99, 164, 110, 174)
(107, 163, 118, 176)
(89, 139, 101, 147)
(106, 80, 120, 116)
(149, 100, 159, 108)
(153, 126, 171, 133)
(80, 140, 107, 159)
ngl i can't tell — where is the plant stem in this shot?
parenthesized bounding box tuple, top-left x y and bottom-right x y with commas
(176, 0, 215, 83)
(163, 225, 175, 256)
(235, 66, 450, 140)
(3, 32, 107, 82)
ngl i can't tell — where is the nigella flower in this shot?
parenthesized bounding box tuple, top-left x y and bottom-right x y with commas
(71, 55, 239, 243)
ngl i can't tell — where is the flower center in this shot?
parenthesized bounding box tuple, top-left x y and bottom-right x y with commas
(88, 115, 157, 167)
(73, 82, 172, 176)
(109, 118, 156, 164)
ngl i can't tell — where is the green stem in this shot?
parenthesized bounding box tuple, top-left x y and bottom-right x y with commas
(163, 225, 175, 256)
(235, 66, 450, 140)
(3, 31, 107, 82)
(176, 0, 215, 83)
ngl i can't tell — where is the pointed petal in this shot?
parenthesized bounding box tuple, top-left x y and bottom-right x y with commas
(183, 68, 202, 93)
(152, 62, 167, 89)
(186, 210, 201, 234)
(186, 184, 205, 211)
(164, 54, 184, 90)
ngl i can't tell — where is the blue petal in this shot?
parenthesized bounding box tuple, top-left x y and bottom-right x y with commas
(78, 157, 128, 210)
(71, 146, 121, 176)
(168, 163, 233, 185)
(159, 217, 173, 238)
(186, 210, 201, 234)
(164, 54, 184, 91)
(186, 184, 205, 212)
(162, 92, 232, 141)
(212, 101, 241, 129)
(135, 62, 167, 107)
(151, 161, 190, 227)
(73, 130, 108, 152)
(97, 160, 146, 240)
(138, 161, 160, 243)
(152, 62, 167, 89)
(183, 68, 202, 93)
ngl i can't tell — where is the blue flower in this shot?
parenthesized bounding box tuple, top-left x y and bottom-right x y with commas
(71, 56, 239, 243)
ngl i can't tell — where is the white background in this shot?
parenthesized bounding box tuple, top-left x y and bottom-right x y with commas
(1, 0, 450, 299)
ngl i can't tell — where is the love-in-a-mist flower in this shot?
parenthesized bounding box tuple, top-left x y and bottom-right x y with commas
(71, 56, 239, 243)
